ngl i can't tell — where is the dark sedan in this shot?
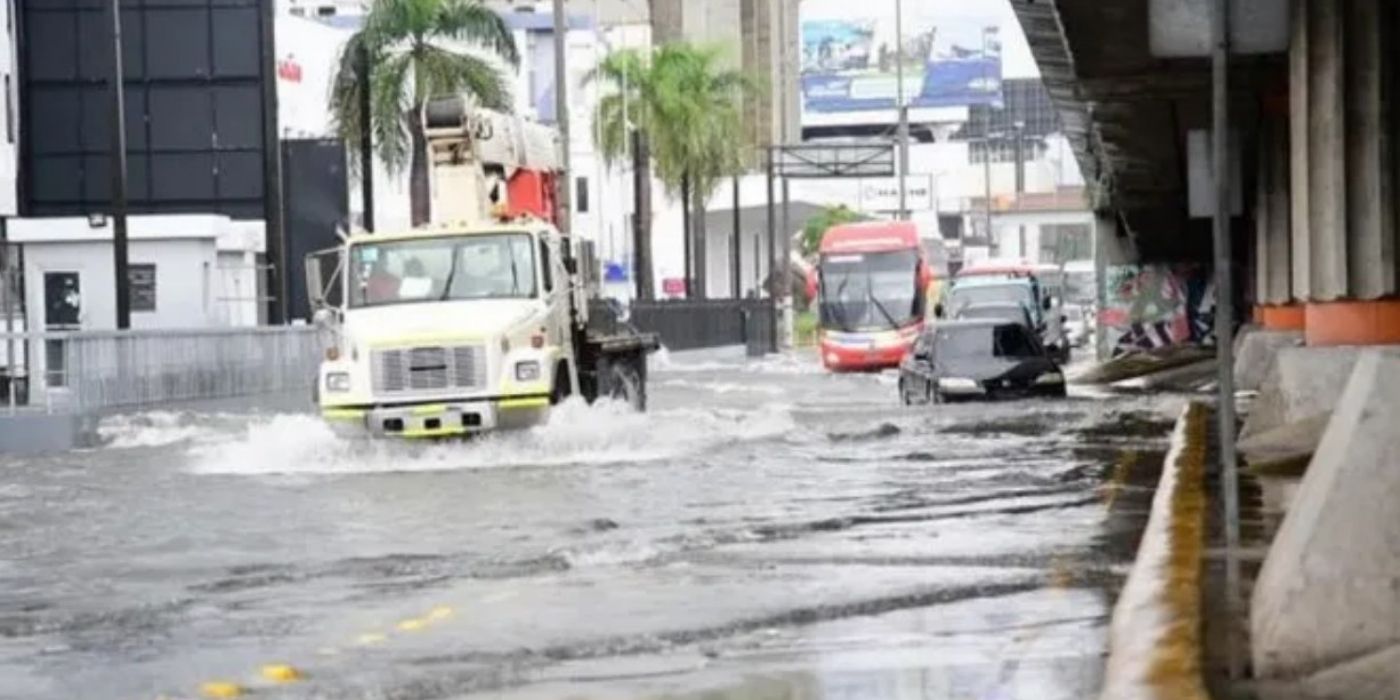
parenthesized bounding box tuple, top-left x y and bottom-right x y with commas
(898, 320, 1067, 404)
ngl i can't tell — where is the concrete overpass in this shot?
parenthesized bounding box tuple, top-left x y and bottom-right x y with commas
(1009, 2, 1400, 694)
(1010, 0, 1399, 346)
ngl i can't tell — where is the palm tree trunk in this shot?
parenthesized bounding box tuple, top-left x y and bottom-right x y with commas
(692, 179, 707, 300)
(632, 130, 654, 301)
(408, 104, 431, 226)
(680, 172, 692, 298)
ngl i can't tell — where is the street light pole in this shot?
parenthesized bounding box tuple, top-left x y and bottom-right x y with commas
(1212, 0, 1242, 680)
(553, 0, 572, 234)
(108, 0, 131, 329)
(894, 0, 909, 221)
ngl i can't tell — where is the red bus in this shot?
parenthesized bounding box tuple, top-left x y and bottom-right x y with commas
(809, 221, 937, 371)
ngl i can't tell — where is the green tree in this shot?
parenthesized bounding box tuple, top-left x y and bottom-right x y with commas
(801, 205, 865, 257)
(590, 43, 755, 298)
(331, 0, 518, 227)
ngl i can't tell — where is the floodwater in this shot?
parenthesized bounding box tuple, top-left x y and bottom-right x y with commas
(0, 348, 1179, 699)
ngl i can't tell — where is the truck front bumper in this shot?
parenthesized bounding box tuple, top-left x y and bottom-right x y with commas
(322, 394, 552, 439)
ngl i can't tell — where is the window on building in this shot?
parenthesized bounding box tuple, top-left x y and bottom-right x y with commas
(129, 264, 157, 312)
(290, 6, 305, 15)
(575, 176, 589, 213)
(316, 5, 335, 16)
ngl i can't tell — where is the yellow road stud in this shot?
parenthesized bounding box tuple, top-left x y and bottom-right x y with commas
(198, 681, 244, 699)
(396, 618, 427, 632)
(427, 606, 454, 620)
(260, 664, 302, 683)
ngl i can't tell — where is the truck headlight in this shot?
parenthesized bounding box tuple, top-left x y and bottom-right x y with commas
(326, 372, 352, 393)
(515, 360, 541, 382)
(938, 377, 981, 392)
(1034, 372, 1065, 385)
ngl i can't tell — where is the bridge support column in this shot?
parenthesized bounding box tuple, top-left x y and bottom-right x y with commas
(1254, 117, 1295, 329)
(1288, 0, 1400, 345)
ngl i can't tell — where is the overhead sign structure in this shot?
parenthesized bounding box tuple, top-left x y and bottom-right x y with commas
(770, 143, 896, 179)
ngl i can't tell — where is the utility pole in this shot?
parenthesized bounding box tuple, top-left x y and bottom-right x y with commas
(553, 0, 572, 234)
(895, 0, 909, 221)
(1212, 0, 1243, 680)
(108, 0, 131, 329)
(357, 42, 375, 232)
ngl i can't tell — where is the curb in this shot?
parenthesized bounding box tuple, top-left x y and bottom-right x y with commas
(1100, 402, 1211, 700)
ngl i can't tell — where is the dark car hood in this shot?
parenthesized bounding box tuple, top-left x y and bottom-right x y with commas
(934, 355, 1059, 381)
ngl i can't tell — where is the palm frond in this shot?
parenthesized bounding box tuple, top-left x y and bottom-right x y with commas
(413, 43, 511, 111)
(434, 0, 519, 65)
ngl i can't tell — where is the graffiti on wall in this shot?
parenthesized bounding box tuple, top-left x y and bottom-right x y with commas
(1100, 264, 1215, 356)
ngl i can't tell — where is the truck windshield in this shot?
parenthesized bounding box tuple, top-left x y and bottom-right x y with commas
(818, 249, 922, 333)
(349, 234, 537, 308)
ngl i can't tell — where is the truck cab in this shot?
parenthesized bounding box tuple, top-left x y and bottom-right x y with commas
(309, 222, 640, 438)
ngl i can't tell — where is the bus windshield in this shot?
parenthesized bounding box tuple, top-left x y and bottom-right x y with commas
(819, 249, 922, 332)
(349, 234, 537, 308)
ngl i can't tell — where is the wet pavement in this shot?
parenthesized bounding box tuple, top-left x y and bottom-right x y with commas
(0, 348, 1182, 699)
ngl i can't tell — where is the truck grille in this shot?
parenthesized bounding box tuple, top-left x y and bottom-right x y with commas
(372, 344, 486, 393)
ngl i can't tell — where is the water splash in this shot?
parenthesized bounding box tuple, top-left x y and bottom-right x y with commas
(187, 398, 798, 477)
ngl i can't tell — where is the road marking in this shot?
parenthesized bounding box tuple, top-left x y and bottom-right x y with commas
(396, 618, 428, 632)
(198, 681, 244, 698)
(428, 605, 455, 620)
(356, 632, 387, 645)
(259, 664, 302, 683)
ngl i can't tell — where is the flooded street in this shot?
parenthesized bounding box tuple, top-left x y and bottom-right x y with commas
(0, 349, 1179, 700)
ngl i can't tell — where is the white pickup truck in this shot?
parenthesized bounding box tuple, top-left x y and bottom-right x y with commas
(307, 221, 658, 439)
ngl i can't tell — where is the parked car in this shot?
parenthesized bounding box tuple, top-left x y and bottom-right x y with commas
(954, 301, 1035, 329)
(898, 319, 1067, 404)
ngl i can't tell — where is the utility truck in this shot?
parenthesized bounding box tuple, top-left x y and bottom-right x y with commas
(306, 97, 658, 439)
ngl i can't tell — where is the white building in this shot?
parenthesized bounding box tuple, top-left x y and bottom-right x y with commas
(7, 215, 265, 332)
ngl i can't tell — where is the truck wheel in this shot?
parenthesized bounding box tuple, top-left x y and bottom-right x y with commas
(606, 361, 646, 412)
(551, 361, 571, 406)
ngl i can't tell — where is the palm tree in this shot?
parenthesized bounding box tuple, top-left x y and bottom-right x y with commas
(591, 44, 755, 298)
(331, 0, 518, 227)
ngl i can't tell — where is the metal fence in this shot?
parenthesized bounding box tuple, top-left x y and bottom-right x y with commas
(630, 299, 775, 353)
(3, 327, 321, 414)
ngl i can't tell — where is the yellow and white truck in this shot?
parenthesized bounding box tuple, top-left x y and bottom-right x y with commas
(305, 98, 657, 438)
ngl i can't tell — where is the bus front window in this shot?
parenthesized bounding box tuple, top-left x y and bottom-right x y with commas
(819, 249, 922, 332)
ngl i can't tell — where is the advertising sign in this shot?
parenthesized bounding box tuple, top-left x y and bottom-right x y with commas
(801, 1, 1004, 126)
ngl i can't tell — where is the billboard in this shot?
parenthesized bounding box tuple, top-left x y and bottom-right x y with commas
(801, 1, 1004, 126)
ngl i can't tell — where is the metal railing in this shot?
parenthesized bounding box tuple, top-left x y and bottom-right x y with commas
(630, 299, 775, 353)
(2, 326, 321, 414)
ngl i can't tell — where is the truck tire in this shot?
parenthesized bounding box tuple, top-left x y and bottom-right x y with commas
(605, 360, 646, 412)
(551, 361, 572, 406)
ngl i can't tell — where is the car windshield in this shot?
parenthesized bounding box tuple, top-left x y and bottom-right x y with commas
(819, 249, 922, 332)
(947, 284, 1033, 316)
(958, 305, 1025, 324)
(348, 234, 537, 308)
(934, 325, 993, 358)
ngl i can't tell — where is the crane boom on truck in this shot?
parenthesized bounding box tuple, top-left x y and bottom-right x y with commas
(305, 97, 658, 439)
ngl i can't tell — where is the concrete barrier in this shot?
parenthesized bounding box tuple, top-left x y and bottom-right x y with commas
(1251, 349, 1400, 691)
(1239, 347, 1362, 441)
(1234, 328, 1304, 393)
